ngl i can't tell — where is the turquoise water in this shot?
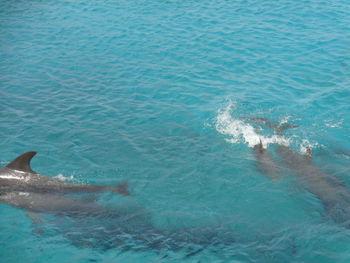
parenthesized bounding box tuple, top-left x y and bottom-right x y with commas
(1, 0, 350, 262)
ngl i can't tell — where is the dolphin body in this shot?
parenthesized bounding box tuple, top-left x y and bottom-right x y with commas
(249, 118, 350, 226)
(0, 188, 237, 256)
(0, 152, 236, 255)
(253, 140, 281, 180)
(0, 152, 129, 195)
(248, 118, 296, 180)
(246, 118, 298, 135)
(0, 189, 236, 254)
(0, 191, 121, 219)
(276, 145, 350, 226)
(0, 189, 169, 251)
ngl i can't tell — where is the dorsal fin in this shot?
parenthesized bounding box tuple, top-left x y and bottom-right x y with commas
(6, 151, 37, 174)
(258, 139, 264, 152)
(259, 139, 263, 148)
(254, 139, 265, 153)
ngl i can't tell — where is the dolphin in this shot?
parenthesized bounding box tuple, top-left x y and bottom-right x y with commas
(249, 119, 350, 226)
(253, 140, 281, 180)
(0, 190, 118, 217)
(276, 145, 350, 226)
(0, 189, 236, 255)
(0, 152, 237, 255)
(0, 189, 167, 250)
(0, 151, 129, 196)
(246, 117, 298, 135)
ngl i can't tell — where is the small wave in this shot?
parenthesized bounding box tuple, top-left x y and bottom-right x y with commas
(325, 119, 343, 128)
(215, 102, 290, 148)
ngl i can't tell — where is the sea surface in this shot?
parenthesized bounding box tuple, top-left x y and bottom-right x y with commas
(1, 0, 350, 262)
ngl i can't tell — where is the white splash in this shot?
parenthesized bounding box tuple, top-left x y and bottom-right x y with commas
(279, 115, 291, 125)
(54, 174, 74, 181)
(300, 139, 319, 154)
(325, 119, 343, 128)
(215, 102, 290, 148)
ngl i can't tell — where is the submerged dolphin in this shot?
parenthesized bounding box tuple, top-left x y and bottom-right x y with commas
(246, 117, 298, 135)
(0, 152, 237, 255)
(0, 189, 167, 250)
(276, 145, 350, 226)
(253, 140, 281, 180)
(250, 119, 350, 226)
(0, 185, 236, 255)
(0, 152, 129, 196)
(248, 118, 297, 180)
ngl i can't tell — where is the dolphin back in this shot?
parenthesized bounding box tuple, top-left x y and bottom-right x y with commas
(5, 151, 37, 174)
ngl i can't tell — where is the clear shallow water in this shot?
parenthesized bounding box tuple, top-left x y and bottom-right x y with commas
(0, 0, 350, 262)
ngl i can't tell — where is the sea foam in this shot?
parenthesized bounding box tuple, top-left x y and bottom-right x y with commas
(215, 102, 290, 148)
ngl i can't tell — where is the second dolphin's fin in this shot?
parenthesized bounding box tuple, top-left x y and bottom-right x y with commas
(6, 151, 37, 174)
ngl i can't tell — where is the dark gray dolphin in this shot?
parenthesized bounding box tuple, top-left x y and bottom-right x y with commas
(249, 118, 350, 226)
(0, 189, 236, 255)
(0, 152, 129, 196)
(276, 145, 350, 226)
(0, 189, 165, 250)
(0, 190, 115, 217)
(253, 140, 281, 180)
(0, 153, 237, 255)
(246, 117, 299, 135)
